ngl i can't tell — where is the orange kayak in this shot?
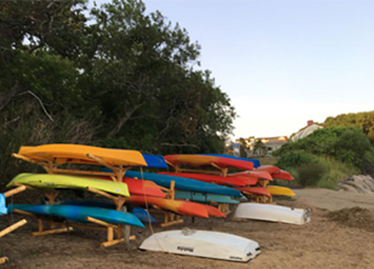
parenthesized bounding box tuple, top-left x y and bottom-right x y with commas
(271, 170, 294, 181)
(164, 155, 253, 171)
(159, 172, 248, 187)
(202, 205, 226, 218)
(18, 144, 148, 167)
(235, 187, 272, 197)
(95, 176, 166, 198)
(125, 196, 209, 218)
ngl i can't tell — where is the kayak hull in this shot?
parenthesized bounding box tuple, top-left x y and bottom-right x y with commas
(267, 186, 295, 197)
(125, 196, 209, 218)
(8, 204, 144, 227)
(234, 203, 311, 225)
(140, 229, 261, 262)
(164, 155, 254, 171)
(159, 172, 248, 187)
(125, 171, 241, 198)
(175, 191, 240, 204)
(7, 173, 130, 197)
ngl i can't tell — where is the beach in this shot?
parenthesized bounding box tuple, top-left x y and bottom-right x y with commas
(1, 188, 374, 269)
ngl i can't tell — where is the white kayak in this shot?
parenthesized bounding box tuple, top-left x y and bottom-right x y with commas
(139, 228, 261, 262)
(234, 203, 311, 225)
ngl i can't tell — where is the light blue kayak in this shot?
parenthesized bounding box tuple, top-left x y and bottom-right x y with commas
(8, 204, 144, 228)
(175, 191, 241, 204)
(125, 171, 241, 198)
(58, 200, 157, 223)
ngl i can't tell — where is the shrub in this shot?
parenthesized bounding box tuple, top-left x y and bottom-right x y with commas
(297, 162, 326, 187)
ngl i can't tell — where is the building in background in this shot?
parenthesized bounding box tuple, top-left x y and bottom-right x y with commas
(235, 136, 288, 157)
(290, 120, 323, 142)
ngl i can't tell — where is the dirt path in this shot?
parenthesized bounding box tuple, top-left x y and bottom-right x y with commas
(294, 188, 374, 211)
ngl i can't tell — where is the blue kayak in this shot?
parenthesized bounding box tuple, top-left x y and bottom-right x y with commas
(58, 200, 156, 223)
(132, 207, 157, 223)
(202, 154, 260, 168)
(175, 191, 241, 204)
(125, 171, 241, 198)
(8, 204, 144, 228)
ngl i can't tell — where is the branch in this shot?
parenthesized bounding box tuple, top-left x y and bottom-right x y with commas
(18, 91, 54, 122)
(107, 102, 145, 137)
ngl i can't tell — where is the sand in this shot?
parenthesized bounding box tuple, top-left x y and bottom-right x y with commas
(1, 188, 374, 269)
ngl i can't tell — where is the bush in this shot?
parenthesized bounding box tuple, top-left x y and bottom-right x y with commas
(297, 162, 326, 187)
(275, 150, 319, 169)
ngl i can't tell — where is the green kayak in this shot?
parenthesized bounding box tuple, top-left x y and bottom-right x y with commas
(7, 173, 130, 197)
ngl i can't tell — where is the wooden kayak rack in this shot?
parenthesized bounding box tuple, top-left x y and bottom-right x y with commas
(10, 152, 141, 247)
(10, 186, 134, 248)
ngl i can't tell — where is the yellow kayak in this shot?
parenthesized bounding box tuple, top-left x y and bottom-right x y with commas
(266, 186, 295, 197)
(17, 144, 147, 167)
(7, 173, 130, 197)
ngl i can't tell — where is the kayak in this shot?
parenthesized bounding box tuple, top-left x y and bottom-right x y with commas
(200, 204, 226, 218)
(174, 191, 240, 204)
(140, 229, 261, 262)
(271, 170, 294, 181)
(202, 154, 260, 168)
(8, 204, 144, 227)
(98, 176, 165, 198)
(229, 171, 273, 181)
(267, 186, 295, 197)
(164, 155, 254, 171)
(234, 203, 311, 225)
(17, 144, 149, 167)
(255, 165, 281, 174)
(125, 171, 241, 198)
(125, 196, 209, 219)
(235, 187, 272, 197)
(7, 173, 130, 197)
(159, 172, 249, 187)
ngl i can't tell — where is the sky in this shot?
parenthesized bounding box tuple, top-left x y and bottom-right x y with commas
(91, 0, 374, 139)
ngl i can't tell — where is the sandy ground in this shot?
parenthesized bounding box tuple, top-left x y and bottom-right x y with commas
(1, 188, 374, 269)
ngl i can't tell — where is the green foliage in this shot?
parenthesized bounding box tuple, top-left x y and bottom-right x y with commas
(274, 126, 374, 189)
(275, 127, 374, 172)
(0, 0, 237, 187)
(297, 163, 325, 187)
(325, 111, 374, 144)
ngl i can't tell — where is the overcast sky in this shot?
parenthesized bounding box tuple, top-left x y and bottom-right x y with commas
(92, 0, 374, 138)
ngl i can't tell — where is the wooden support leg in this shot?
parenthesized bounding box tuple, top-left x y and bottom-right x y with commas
(107, 227, 114, 242)
(0, 219, 27, 238)
(38, 219, 44, 232)
(32, 226, 73, 237)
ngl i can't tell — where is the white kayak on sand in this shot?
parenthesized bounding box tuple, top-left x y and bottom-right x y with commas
(234, 203, 311, 225)
(139, 228, 261, 262)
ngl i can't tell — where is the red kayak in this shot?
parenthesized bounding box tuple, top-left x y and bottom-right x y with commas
(271, 170, 294, 181)
(229, 171, 272, 182)
(235, 187, 272, 197)
(159, 172, 248, 187)
(98, 176, 166, 198)
(126, 196, 209, 218)
(164, 155, 253, 171)
(255, 165, 281, 174)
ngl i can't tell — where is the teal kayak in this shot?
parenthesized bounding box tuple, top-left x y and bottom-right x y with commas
(8, 204, 144, 228)
(175, 191, 240, 204)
